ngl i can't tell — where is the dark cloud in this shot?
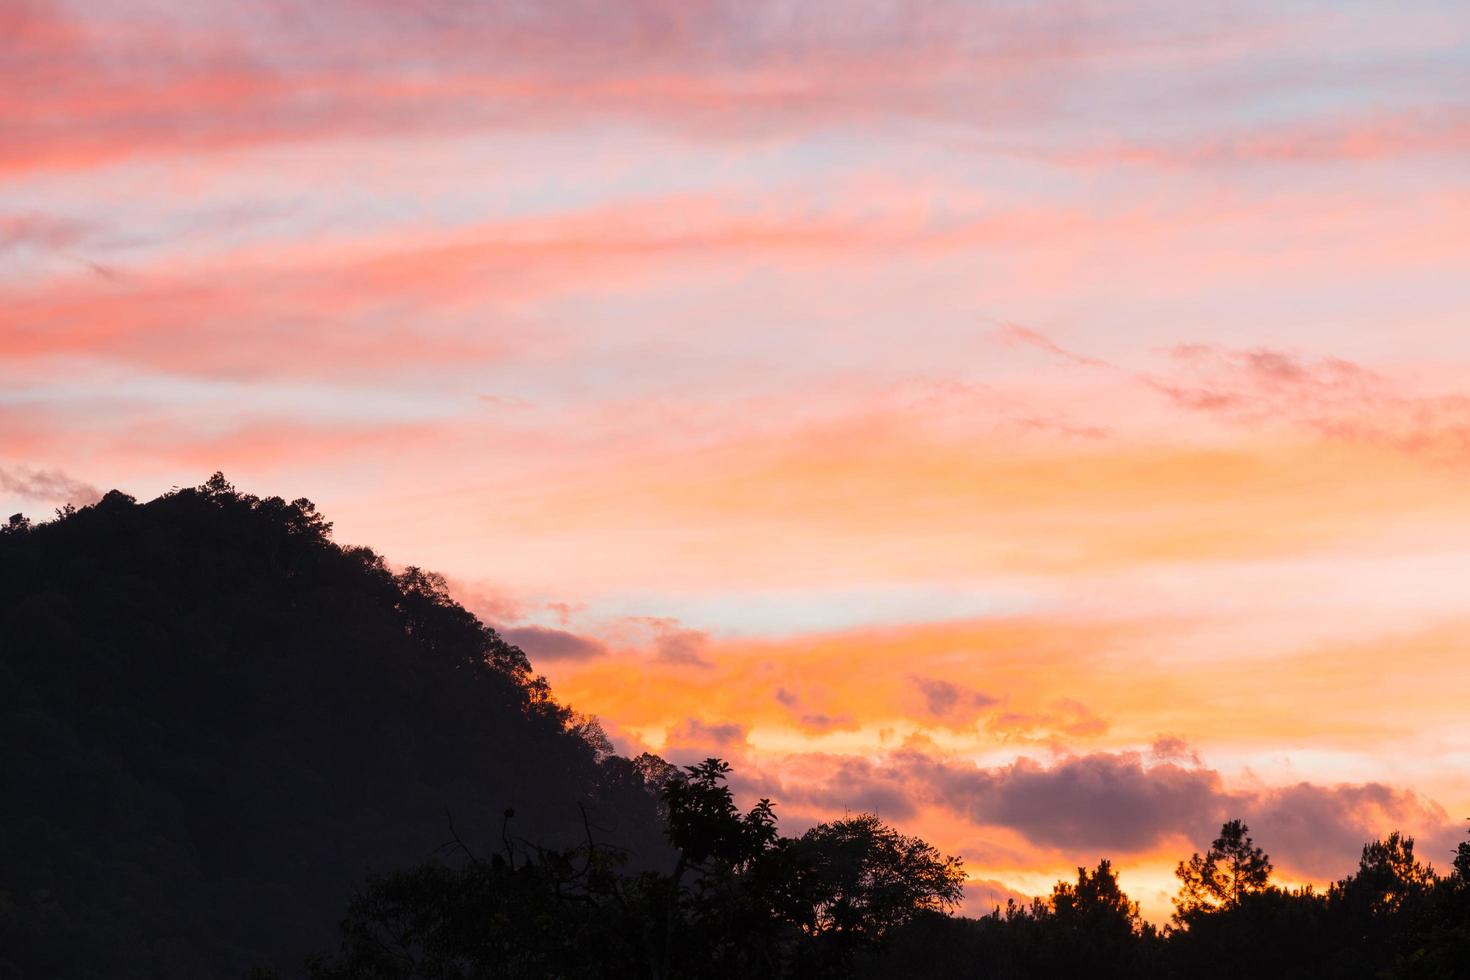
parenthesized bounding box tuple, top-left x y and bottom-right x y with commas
(1150, 735, 1202, 765)
(769, 685, 857, 732)
(910, 674, 999, 719)
(619, 615, 714, 667)
(663, 718, 749, 763)
(779, 755, 919, 822)
(886, 749, 1461, 879)
(498, 624, 607, 662)
(0, 465, 100, 506)
(1247, 781, 1457, 879)
(654, 626, 712, 667)
(900, 750, 1224, 853)
(656, 632, 710, 666)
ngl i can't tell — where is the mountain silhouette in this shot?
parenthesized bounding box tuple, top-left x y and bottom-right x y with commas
(0, 475, 669, 979)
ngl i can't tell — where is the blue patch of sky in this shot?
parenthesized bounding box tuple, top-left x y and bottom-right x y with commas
(0, 370, 465, 423)
(576, 584, 1042, 638)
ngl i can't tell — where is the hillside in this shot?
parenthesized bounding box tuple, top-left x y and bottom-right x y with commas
(0, 476, 670, 979)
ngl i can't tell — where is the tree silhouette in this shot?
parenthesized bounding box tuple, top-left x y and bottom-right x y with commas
(1337, 831, 1436, 917)
(308, 757, 964, 979)
(663, 759, 778, 872)
(1051, 859, 1143, 937)
(1322, 830, 1441, 973)
(1040, 860, 1153, 977)
(782, 813, 965, 937)
(1173, 819, 1274, 924)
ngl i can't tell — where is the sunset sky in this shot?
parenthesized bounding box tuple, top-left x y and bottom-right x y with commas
(5, 0, 1470, 916)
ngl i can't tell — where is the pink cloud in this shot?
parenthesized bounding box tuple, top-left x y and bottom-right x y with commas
(0, 0, 1080, 173)
(0, 186, 1082, 381)
(11, 0, 1455, 177)
(1066, 107, 1470, 168)
(663, 717, 751, 764)
(0, 463, 100, 505)
(1147, 344, 1470, 464)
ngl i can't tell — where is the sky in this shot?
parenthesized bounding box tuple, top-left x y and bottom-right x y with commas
(4, 0, 1470, 917)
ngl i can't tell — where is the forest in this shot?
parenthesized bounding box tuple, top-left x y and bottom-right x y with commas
(2, 477, 1468, 978)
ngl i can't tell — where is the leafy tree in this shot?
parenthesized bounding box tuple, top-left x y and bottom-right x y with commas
(764, 813, 963, 975)
(779, 813, 964, 941)
(654, 758, 781, 978)
(1173, 819, 1274, 923)
(663, 759, 778, 872)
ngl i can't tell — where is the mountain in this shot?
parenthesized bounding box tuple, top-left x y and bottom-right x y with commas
(0, 475, 669, 979)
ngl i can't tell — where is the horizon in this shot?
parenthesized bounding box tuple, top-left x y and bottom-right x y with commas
(5, 0, 1470, 923)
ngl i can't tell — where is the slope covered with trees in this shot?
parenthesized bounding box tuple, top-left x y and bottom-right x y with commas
(0, 476, 672, 978)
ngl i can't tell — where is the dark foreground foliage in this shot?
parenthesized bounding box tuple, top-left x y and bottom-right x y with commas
(308, 788, 1470, 980)
(859, 821, 1470, 980)
(0, 476, 671, 978)
(4, 477, 1468, 978)
(307, 759, 964, 979)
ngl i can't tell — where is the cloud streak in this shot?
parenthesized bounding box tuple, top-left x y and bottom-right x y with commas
(9, 1, 1465, 177)
(0, 464, 100, 505)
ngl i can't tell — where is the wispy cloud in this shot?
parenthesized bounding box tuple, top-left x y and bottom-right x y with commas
(0, 464, 100, 505)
